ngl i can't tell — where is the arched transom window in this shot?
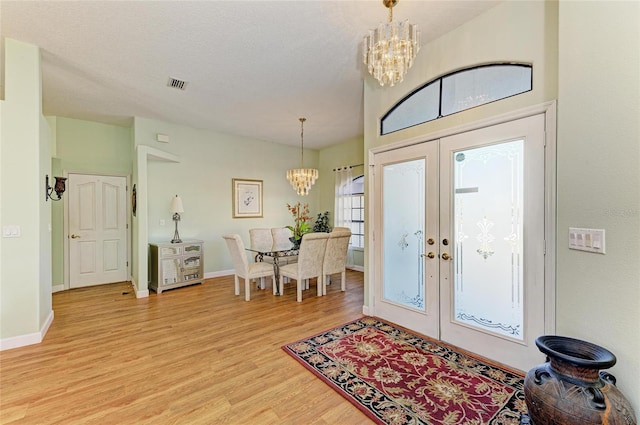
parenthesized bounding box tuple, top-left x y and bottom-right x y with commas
(381, 63, 533, 135)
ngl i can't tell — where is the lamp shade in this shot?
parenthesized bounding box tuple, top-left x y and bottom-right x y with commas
(170, 195, 184, 214)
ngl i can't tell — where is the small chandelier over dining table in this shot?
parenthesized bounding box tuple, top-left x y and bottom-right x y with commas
(286, 117, 318, 196)
(363, 0, 420, 87)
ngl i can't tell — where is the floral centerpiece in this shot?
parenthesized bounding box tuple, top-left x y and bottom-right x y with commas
(286, 202, 311, 247)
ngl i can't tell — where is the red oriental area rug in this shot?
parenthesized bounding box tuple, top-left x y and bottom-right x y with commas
(282, 317, 528, 425)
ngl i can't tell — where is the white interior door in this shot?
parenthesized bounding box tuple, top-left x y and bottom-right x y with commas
(372, 114, 547, 372)
(69, 174, 128, 288)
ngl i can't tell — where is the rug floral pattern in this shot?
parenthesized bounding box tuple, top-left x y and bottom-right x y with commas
(283, 317, 527, 425)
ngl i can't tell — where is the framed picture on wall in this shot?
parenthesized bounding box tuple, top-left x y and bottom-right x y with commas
(232, 178, 263, 218)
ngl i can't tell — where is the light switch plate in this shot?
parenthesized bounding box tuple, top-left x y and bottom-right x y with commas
(2, 225, 21, 238)
(569, 227, 605, 254)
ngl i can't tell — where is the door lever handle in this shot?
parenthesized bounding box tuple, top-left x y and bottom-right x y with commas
(441, 252, 452, 260)
(421, 252, 435, 259)
(70, 234, 81, 239)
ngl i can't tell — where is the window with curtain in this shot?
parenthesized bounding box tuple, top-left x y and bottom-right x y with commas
(349, 175, 364, 249)
(335, 169, 365, 250)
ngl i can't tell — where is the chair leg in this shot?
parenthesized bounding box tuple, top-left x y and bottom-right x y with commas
(234, 275, 240, 296)
(279, 275, 284, 296)
(297, 279, 303, 302)
(316, 275, 322, 297)
(272, 275, 277, 295)
(341, 271, 346, 291)
(244, 277, 251, 301)
(259, 277, 265, 290)
(322, 275, 328, 296)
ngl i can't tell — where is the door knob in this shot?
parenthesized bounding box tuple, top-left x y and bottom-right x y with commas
(70, 234, 81, 239)
(420, 252, 436, 259)
(427, 238, 435, 245)
(441, 252, 452, 260)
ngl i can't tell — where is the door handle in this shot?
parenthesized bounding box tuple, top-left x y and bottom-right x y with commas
(70, 234, 81, 239)
(421, 252, 435, 259)
(441, 252, 452, 260)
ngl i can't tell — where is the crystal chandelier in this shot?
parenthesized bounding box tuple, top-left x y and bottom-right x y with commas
(286, 117, 318, 196)
(363, 0, 420, 87)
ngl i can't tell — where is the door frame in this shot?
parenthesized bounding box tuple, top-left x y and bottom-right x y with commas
(367, 101, 557, 337)
(62, 171, 132, 290)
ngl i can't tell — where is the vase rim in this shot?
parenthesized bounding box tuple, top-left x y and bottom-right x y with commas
(536, 335, 616, 369)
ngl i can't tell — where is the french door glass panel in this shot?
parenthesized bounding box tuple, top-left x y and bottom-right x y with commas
(382, 158, 426, 310)
(452, 140, 524, 340)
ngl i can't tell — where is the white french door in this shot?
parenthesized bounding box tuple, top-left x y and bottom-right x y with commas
(372, 114, 548, 371)
(68, 174, 128, 288)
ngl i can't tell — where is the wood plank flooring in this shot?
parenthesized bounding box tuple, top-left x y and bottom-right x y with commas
(0, 271, 372, 424)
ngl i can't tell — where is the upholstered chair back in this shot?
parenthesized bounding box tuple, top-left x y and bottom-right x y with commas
(323, 229, 351, 276)
(223, 234, 249, 274)
(295, 232, 329, 280)
(271, 227, 294, 251)
(249, 228, 274, 252)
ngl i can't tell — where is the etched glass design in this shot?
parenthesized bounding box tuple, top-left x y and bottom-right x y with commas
(452, 140, 524, 339)
(382, 159, 426, 310)
(381, 81, 440, 134)
(441, 65, 532, 116)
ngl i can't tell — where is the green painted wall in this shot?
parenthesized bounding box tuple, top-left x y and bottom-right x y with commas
(132, 117, 321, 287)
(0, 38, 52, 344)
(364, 0, 639, 412)
(318, 136, 365, 268)
(48, 117, 133, 288)
(556, 0, 640, 410)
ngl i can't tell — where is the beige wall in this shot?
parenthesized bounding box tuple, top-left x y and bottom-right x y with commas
(556, 0, 640, 410)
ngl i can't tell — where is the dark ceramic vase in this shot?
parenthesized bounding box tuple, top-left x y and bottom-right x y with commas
(524, 335, 637, 425)
(289, 236, 301, 249)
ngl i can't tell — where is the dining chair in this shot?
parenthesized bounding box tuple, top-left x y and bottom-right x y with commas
(322, 228, 352, 295)
(278, 232, 329, 302)
(332, 226, 351, 233)
(249, 228, 274, 254)
(249, 228, 275, 288)
(271, 227, 297, 266)
(222, 234, 276, 301)
(271, 227, 293, 250)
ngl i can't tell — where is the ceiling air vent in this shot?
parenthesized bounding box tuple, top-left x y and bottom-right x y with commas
(167, 77, 188, 90)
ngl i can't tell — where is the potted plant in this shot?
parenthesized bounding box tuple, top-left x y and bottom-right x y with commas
(286, 202, 311, 248)
(313, 211, 331, 233)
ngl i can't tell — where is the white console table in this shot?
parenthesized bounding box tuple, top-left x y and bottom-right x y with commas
(149, 240, 204, 293)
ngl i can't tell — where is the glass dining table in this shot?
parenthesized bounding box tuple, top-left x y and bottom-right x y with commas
(245, 245, 299, 295)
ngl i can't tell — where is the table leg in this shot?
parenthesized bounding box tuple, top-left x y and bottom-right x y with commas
(273, 255, 281, 295)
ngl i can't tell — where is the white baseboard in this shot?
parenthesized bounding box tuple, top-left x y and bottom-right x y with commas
(0, 310, 54, 351)
(362, 305, 370, 316)
(52, 284, 65, 293)
(205, 269, 234, 279)
(130, 277, 149, 298)
(348, 265, 364, 272)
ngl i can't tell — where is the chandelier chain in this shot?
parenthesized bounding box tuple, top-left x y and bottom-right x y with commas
(300, 117, 306, 167)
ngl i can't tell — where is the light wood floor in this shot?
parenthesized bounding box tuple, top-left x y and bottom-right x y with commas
(0, 271, 373, 425)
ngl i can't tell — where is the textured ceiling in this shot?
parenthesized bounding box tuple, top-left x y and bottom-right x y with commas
(0, 1, 500, 149)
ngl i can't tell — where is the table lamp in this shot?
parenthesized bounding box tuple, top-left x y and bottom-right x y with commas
(170, 195, 184, 243)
